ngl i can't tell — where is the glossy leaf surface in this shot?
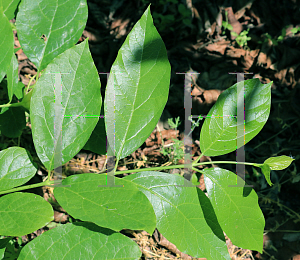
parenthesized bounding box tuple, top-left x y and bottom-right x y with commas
(105, 6, 171, 160)
(203, 167, 265, 252)
(125, 172, 230, 260)
(31, 40, 101, 171)
(264, 155, 294, 170)
(18, 222, 141, 260)
(200, 79, 272, 156)
(0, 147, 36, 192)
(16, 0, 88, 71)
(54, 173, 156, 233)
(0, 192, 53, 236)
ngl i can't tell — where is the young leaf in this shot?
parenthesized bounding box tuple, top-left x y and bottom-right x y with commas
(125, 172, 231, 260)
(200, 79, 272, 156)
(53, 173, 156, 234)
(16, 0, 88, 71)
(31, 39, 101, 171)
(263, 155, 294, 170)
(0, 147, 37, 192)
(0, 192, 53, 236)
(259, 163, 272, 186)
(203, 168, 265, 252)
(104, 5, 171, 160)
(18, 222, 141, 260)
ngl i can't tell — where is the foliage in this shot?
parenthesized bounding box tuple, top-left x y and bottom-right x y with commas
(222, 10, 251, 48)
(0, 0, 295, 259)
(261, 26, 300, 45)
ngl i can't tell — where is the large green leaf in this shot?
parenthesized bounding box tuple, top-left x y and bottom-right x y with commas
(0, 192, 53, 236)
(104, 6, 171, 160)
(31, 39, 101, 171)
(18, 222, 141, 260)
(125, 172, 230, 260)
(0, 6, 14, 83)
(16, 0, 88, 71)
(0, 147, 37, 192)
(200, 79, 272, 156)
(203, 167, 265, 252)
(54, 173, 156, 233)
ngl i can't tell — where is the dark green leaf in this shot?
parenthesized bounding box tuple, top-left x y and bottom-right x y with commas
(0, 107, 26, 138)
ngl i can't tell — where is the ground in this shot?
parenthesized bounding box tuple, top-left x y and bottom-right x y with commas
(7, 0, 300, 259)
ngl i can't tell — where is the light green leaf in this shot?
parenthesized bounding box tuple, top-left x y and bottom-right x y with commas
(6, 54, 19, 102)
(54, 173, 156, 233)
(2, 0, 20, 20)
(200, 79, 272, 156)
(18, 222, 141, 260)
(31, 39, 101, 171)
(203, 167, 265, 252)
(0, 147, 37, 192)
(263, 155, 294, 170)
(0, 192, 53, 236)
(125, 172, 230, 260)
(16, 0, 88, 71)
(0, 6, 14, 82)
(259, 163, 272, 186)
(104, 6, 171, 160)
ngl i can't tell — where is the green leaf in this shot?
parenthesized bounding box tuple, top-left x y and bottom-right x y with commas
(0, 192, 54, 236)
(200, 79, 272, 156)
(104, 5, 171, 160)
(0, 147, 37, 192)
(18, 222, 141, 260)
(263, 155, 294, 170)
(16, 0, 88, 71)
(6, 54, 19, 102)
(31, 39, 101, 171)
(125, 172, 230, 260)
(53, 173, 156, 233)
(0, 107, 26, 138)
(2, 0, 21, 20)
(259, 163, 272, 186)
(203, 167, 265, 252)
(83, 105, 106, 155)
(0, 238, 11, 259)
(0, 6, 14, 82)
